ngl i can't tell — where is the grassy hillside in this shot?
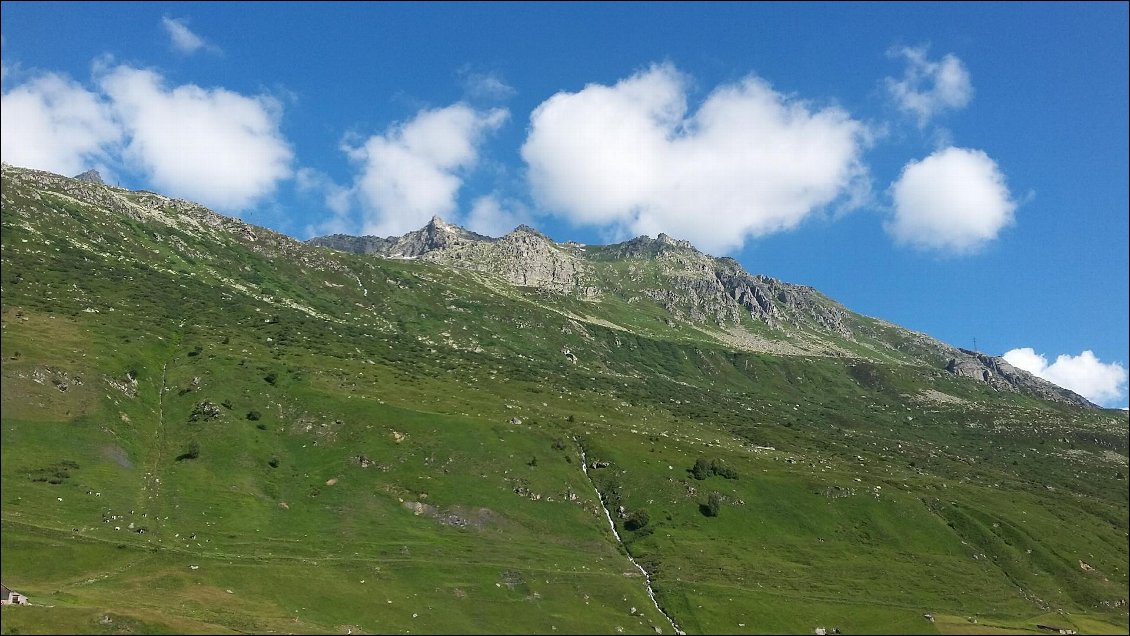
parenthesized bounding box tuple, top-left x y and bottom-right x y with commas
(1, 165, 1127, 634)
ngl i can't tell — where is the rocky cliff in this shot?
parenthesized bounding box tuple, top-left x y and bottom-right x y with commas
(947, 349, 1095, 408)
(308, 217, 1098, 409)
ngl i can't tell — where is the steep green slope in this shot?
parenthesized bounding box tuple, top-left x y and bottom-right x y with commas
(2, 165, 1127, 635)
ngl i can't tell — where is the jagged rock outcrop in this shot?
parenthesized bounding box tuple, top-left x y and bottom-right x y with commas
(72, 169, 104, 184)
(309, 217, 597, 298)
(311, 219, 859, 338)
(309, 216, 493, 258)
(603, 234, 852, 336)
(317, 215, 1092, 409)
(946, 349, 1096, 408)
(475, 225, 595, 296)
(306, 233, 397, 255)
(3, 163, 1103, 411)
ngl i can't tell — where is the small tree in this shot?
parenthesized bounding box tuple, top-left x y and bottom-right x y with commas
(702, 492, 722, 517)
(711, 459, 739, 480)
(176, 441, 200, 462)
(625, 508, 650, 531)
(692, 457, 711, 480)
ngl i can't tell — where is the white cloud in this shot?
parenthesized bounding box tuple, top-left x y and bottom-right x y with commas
(461, 71, 516, 101)
(1003, 348, 1129, 406)
(344, 103, 507, 236)
(520, 63, 871, 254)
(887, 146, 1016, 253)
(98, 65, 293, 210)
(465, 194, 526, 237)
(296, 167, 353, 236)
(161, 17, 221, 56)
(885, 46, 972, 126)
(0, 73, 120, 176)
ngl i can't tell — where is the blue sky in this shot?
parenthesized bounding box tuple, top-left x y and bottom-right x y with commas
(2, 2, 1127, 407)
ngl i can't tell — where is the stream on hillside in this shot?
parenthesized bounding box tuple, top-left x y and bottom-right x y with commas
(577, 439, 684, 635)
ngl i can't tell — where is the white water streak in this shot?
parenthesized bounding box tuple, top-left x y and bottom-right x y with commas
(578, 440, 683, 635)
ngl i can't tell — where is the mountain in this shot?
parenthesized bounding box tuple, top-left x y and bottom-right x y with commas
(2, 164, 1127, 635)
(310, 218, 1095, 409)
(71, 169, 104, 185)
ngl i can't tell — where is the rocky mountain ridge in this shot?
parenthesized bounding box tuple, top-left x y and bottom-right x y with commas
(3, 162, 1125, 635)
(1, 163, 1096, 408)
(309, 216, 1096, 409)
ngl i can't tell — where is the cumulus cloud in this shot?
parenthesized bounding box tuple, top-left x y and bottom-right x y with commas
(1003, 348, 1129, 406)
(296, 167, 353, 236)
(885, 46, 972, 126)
(2, 63, 292, 211)
(465, 194, 527, 237)
(0, 73, 120, 176)
(344, 103, 507, 236)
(98, 64, 293, 210)
(887, 146, 1016, 253)
(161, 17, 221, 56)
(521, 63, 871, 254)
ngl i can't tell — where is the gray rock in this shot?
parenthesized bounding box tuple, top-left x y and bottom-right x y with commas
(100, 186, 1089, 411)
(946, 349, 1096, 408)
(72, 169, 104, 184)
(309, 216, 597, 298)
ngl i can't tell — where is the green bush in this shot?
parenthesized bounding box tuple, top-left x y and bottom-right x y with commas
(176, 441, 200, 462)
(692, 457, 711, 480)
(701, 492, 721, 517)
(711, 459, 739, 480)
(625, 508, 650, 531)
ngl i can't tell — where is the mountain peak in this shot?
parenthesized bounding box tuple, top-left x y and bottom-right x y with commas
(656, 233, 694, 249)
(507, 224, 549, 240)
(72, 169, 104, 185)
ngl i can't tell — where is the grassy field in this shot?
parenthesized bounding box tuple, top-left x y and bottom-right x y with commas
(1, 166, 1127, 634)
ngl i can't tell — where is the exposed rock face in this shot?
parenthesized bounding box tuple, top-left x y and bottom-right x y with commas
(603, 234, 852, 336)
(309, 217, 597, 298)
(469, 225, 593, 296)
(309, 216, 493, 258)
(946, 349, 1096, 408)
(72, 169, 104, 184)
(312, 220, 855, 338)
(310, 216, 1097, 410)
(3, 163, 1101, 415)
(307, 233, 397, 255)
(947, 358, 992, 382)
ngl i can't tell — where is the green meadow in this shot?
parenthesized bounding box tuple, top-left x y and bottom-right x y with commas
(2, 166, 1126, 634)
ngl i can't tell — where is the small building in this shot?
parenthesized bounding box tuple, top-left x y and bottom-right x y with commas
(0, 584, 29, 605)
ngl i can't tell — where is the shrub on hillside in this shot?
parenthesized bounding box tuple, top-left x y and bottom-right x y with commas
(711, 459, 739, 480)
(176, 441, 200, 462)
(701, 492, 721, 517)
(692, 457, 711, 480)
(625, 508, 650, 531)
